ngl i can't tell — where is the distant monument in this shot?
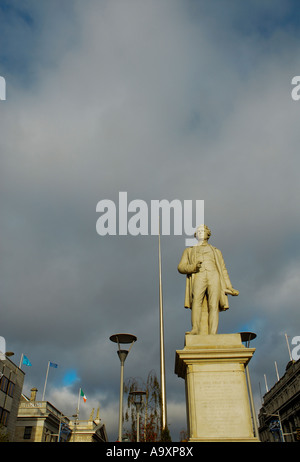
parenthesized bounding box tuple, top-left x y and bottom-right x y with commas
(175, 225, 259, 442)
(177, 224, 239, 335)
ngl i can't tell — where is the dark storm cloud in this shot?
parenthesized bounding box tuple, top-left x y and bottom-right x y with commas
(1, 0, 300, 439)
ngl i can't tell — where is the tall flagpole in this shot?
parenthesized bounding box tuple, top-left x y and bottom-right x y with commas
(275, 361, 280, 381)
(158, 219, 167, 431)
(77, 387, 81, 416)
(42, 361, 50, 401)
(73, 388, 81, 442)
(285, 333, 292, 361)
(264, 374, 269, 392)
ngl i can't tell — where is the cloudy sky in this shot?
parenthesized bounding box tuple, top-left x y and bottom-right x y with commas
(1, 0, 300, 441)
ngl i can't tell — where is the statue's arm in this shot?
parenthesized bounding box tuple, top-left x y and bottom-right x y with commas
(217, 250, 239, 296)
(178, 249, 198, 274)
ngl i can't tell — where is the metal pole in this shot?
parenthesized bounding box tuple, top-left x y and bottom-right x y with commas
(117, 350, 128, 442)
(264, 374, 269, 392)
(119, 359, 124, 442)
(130, 391, 145, 443)
(76, 387, 81, 416)
(240, 332, 259, 439)
(42, 361, 50, 401)
(245, 365, 259, 438)
(110, 334, 136, 442)
(136, 405, 140, 442)
(158, 223, 167, 431)
(285, 333, 292, 361)
(275, 361, 280, 381)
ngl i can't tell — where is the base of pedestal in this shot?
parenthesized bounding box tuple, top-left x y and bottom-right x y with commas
(188, 437, 259, 442)
(175, 333, 259, 442)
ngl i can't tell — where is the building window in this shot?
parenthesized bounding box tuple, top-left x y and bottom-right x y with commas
(0, 376, 15, 397)
(0, 376, 8, 393)
(23, 426, 32, 440)
(0, 408, 10, 426)
(7, 381, 15, 397)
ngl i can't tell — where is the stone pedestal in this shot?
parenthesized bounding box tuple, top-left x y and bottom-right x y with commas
(175, 333, 259, 442)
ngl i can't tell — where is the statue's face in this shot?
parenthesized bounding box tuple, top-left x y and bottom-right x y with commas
(196, 227, 210, 241)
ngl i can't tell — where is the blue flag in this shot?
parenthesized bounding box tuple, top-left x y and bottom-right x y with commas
(50, 362, 58, 368)
(23, 355, 32, 366)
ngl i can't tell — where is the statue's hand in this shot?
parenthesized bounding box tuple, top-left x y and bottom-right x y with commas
(231, 289, 239, 296)
(225, 288, 239, 296)
(195, 262, 202, 272)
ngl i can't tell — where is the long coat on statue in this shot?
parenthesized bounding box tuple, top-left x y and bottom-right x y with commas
(178, 245, 234, 312)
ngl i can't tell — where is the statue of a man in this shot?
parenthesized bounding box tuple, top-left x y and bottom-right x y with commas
(178, 225, 239, 335)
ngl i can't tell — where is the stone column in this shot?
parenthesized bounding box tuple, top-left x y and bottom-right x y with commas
(175, 333, 259, 442)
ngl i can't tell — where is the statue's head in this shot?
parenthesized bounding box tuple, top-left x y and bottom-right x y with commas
(194, 224, 211, 240)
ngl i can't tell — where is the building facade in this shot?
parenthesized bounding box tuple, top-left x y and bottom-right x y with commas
(15, 388, 108, 442)
(15, 389, 71, 442)
(258, 359, 300, 442)
(0, 355, 25, 441)
(68, 413, 108, 442)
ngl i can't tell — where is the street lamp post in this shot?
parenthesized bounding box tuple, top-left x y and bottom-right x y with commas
(240, 332, 259, 439)
(110, 333, 137, 442)
(129, 391, 146, 442)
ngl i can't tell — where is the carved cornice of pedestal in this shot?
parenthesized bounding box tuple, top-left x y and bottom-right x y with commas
(175, 333, 255, 379)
